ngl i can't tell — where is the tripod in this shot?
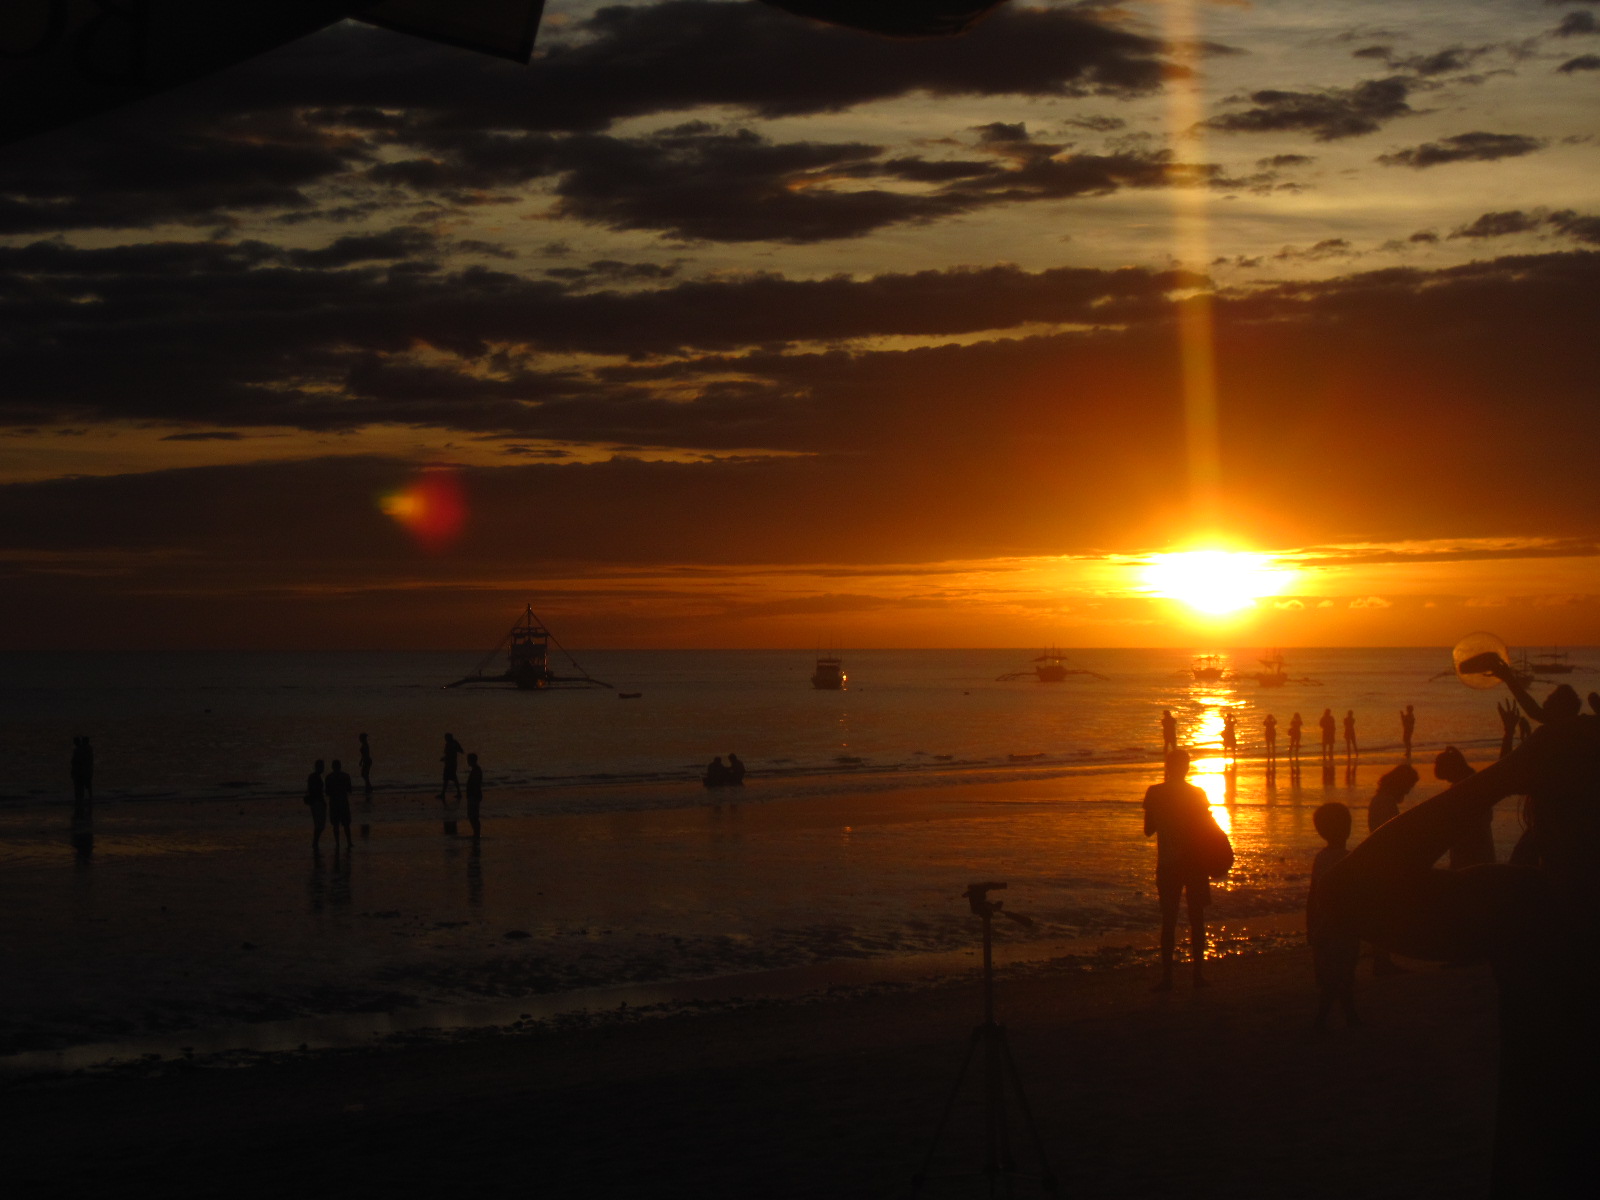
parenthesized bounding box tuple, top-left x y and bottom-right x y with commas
(912, 882, 1058, 1197)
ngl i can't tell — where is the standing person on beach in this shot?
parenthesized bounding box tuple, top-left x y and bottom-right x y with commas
(1160, 709, 1178, 756)
(1400, 705, 1416, 757)
(1364, 762, 1419, 977)
(1288, 712, 1303, 763)
(1221, 711, 1238, 761)
(358, 733, 373, 797)
(69, 737, 92, 822)
(325, 759, 354, 850)
(1435, 747, 1495, 869)
(464, 753, 483, 839)
(727, 753, 746, 785)
(1343, 710, 1358, 760)
(438, 733, 464, 801)
(1319, 709, 1337, 765)
(1308, 802, 1359, 1028)
(304, 759, 327, 852)
(1143, 750, 1215, 990)
(1264, 713, 1277, 770)
(1324, 717, 1600, 1196)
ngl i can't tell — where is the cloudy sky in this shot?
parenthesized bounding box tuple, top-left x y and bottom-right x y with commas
(3, 0, 1600, 649)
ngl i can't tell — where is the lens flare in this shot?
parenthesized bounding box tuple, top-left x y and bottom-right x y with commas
(381, 469, 466, 551)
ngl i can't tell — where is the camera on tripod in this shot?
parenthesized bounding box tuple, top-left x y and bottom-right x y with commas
(963, 880, 1034, 928)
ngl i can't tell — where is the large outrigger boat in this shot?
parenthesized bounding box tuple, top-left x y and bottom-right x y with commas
(997, 648, 1107, 683)
(1188, 654, 1226, 682)
(1232, 649, 1319, 688)
(811, 654, 847, 690)
(1529, 648, 1577, 675)
(445, 605, 612, 690)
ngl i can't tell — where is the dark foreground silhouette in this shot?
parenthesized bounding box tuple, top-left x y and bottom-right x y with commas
(1326, 716, 1600, 1196)
(1142, 749, 1231, 990)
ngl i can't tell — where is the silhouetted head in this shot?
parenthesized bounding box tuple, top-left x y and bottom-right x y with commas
(1162, 709, 1172, 718)
(1434, 746, 1473, 784)
(331, 759, 341, 771)
(728, 752, 741, 760)
(445, 732, 454, 740)
(1164, 749, 1191, 782)
(359, 732, 368, 742)
(1405, 704, 1414, 714)
(313, 759, 324, 772)
(1293, 712, 1301, 721)
(467, 752, 478, 765)
(1313, 802, 1352, 846)
(1377, 762, 1419, 798)
(1517, 720, 1600, 880)
(1346, 709, 1354, 718)
(1545, 685, 1582, 722)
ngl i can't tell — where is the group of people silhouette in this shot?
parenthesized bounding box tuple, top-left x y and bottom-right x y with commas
(703, 753, 746, 788)
(298, 731, 485, 848)
(1161, 703, 1424, 773)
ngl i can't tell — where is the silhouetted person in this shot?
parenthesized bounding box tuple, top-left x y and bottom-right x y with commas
(358, 733, 373, 796)
(1264, 714, 1278, 770)
(1325, 717, 1600, 1196)
(1319, 708, 1336, 765)
(1308, 801, 1359, 1028)
(1436, 747, 1494, 869)
(1221, 711, 1237, 761)
(465, 752, 483, 839)
(69, 736, 93, 823)
(1160, 709, 1178, 756)
(1400, 704, 1416, 757)
(1288, 712, 1303, 762)
(1343, 709, 1358, 760)
(325, 759, 354, 850)
(438, 733, 464, 800)
(1498, 700, 1521, 758)
(304, 759, 326, 851)
(727, 753, 746, 785)
(1365, 762, 1419, 977)
(703, 756, 730, 788)
(1143, 749, 1213, 990)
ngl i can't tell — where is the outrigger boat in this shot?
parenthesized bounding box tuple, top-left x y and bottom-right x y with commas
(445, 604, 612, 690)
(811, 654, 847, 690)
(1188, 654, 1226, 682)
(997, 648, 1107, 683)
(1232, 649, 1320, 688)
(1530, 648, 1577, 675)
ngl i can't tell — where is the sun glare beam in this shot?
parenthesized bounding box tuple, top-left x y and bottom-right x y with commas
(1144, 550, 1288, 615)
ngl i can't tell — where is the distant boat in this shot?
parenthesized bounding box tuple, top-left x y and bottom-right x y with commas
(812, 654, 846, 690)
(1235, 648, 1322, 688)
(1189, 654, 1226, 682)
(1530, 648, 1577, 675)
(997, 648, 1107, 683)
(445, 605, 612, 690)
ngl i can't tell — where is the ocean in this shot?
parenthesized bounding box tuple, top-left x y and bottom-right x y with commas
(0, 646, 1551, 808)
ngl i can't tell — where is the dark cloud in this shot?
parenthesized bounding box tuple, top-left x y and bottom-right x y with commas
(1408, 229, 1441, 243)
(285, 226, 439, 267)
(1548, 210, 1600, 244)
(1554, 12, 1600, 35)
(1558, 54, 1600, 71)
(160, 431, 248, 442)
(1378, 131, 1546, 168)
(1257, 154, 1314, 168)
(1205, 77, 1417, 141)
(1273, 238, 1353, 261)
(1450, 211, 1543, 239)
(1352, 44, 1493, 76)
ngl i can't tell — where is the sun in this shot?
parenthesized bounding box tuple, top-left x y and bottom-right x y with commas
(1143, 550, 1288, 615)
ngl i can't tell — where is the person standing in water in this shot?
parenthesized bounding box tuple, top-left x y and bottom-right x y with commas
(1264, 714, 1278, 771)
(358, 733, 373, 796)
(325, 758, 354, 850)
(1143, 749, 1214, 990)
(304, 759, 327, 852)
(1288, 712, 1303, 763)
(1343, 710, 1358, 761)
(465, 752, 483, 839)
(1400, 705, 1416, 757)
(438, 732, 464, 801)
(1160, 710, 1178, 756)
(1221, 711, 1238, 761)
(727, 753, 746, 785)
(1319, 708, 1337, 765)
(69, 737, 93, 823)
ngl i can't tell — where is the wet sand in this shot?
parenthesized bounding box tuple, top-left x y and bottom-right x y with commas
(3, 945, 1498, 1199)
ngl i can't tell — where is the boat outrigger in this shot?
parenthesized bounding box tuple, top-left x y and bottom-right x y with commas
(1233, 649, 1320, 688)
(445, 605, 613, 690)
(1530, 648, 1577, 675)
(997, 648, 1107, 683)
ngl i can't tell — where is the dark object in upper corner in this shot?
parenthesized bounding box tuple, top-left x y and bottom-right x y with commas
(761, 0, 1010, 37)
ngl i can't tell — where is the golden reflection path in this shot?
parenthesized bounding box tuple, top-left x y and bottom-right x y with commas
(1186, 673, 1238, 835)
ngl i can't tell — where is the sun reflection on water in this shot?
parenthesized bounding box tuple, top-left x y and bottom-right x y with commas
(1187, 687, 1236, 835)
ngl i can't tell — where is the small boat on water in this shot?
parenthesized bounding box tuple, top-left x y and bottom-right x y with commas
(997, 648, 1107, 683)
(811, 654, 846, 690)
(445, 604, 613, 690)
(1189, 654, 1226, 682)
(1233, 649, 1320, 687)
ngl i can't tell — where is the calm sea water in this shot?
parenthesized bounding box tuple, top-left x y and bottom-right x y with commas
(0, 646, 1576, 807)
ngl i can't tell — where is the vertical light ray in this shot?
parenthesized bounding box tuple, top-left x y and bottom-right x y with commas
(1161, 0, 1220, 530)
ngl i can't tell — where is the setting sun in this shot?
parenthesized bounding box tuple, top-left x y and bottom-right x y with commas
(1143, 550, 1289, 615)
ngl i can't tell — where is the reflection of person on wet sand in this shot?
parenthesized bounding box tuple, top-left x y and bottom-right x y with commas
(438, 733, 464, 800)
(465, 752, 483, 839)
(325, 759, 354, 850)
(1142, 750, 1214, 991)
(358, 733, 373, 796)
(304, 759, 326, 852)
(1400, 705, 1416, 757)
(1288, 712, 1303, 761)
(1160, 709, 1178, 756)
(1308, 801, 1359, 1028)
(1326, 717, 1600, 1197)
(1319, 708, 1336, 764)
